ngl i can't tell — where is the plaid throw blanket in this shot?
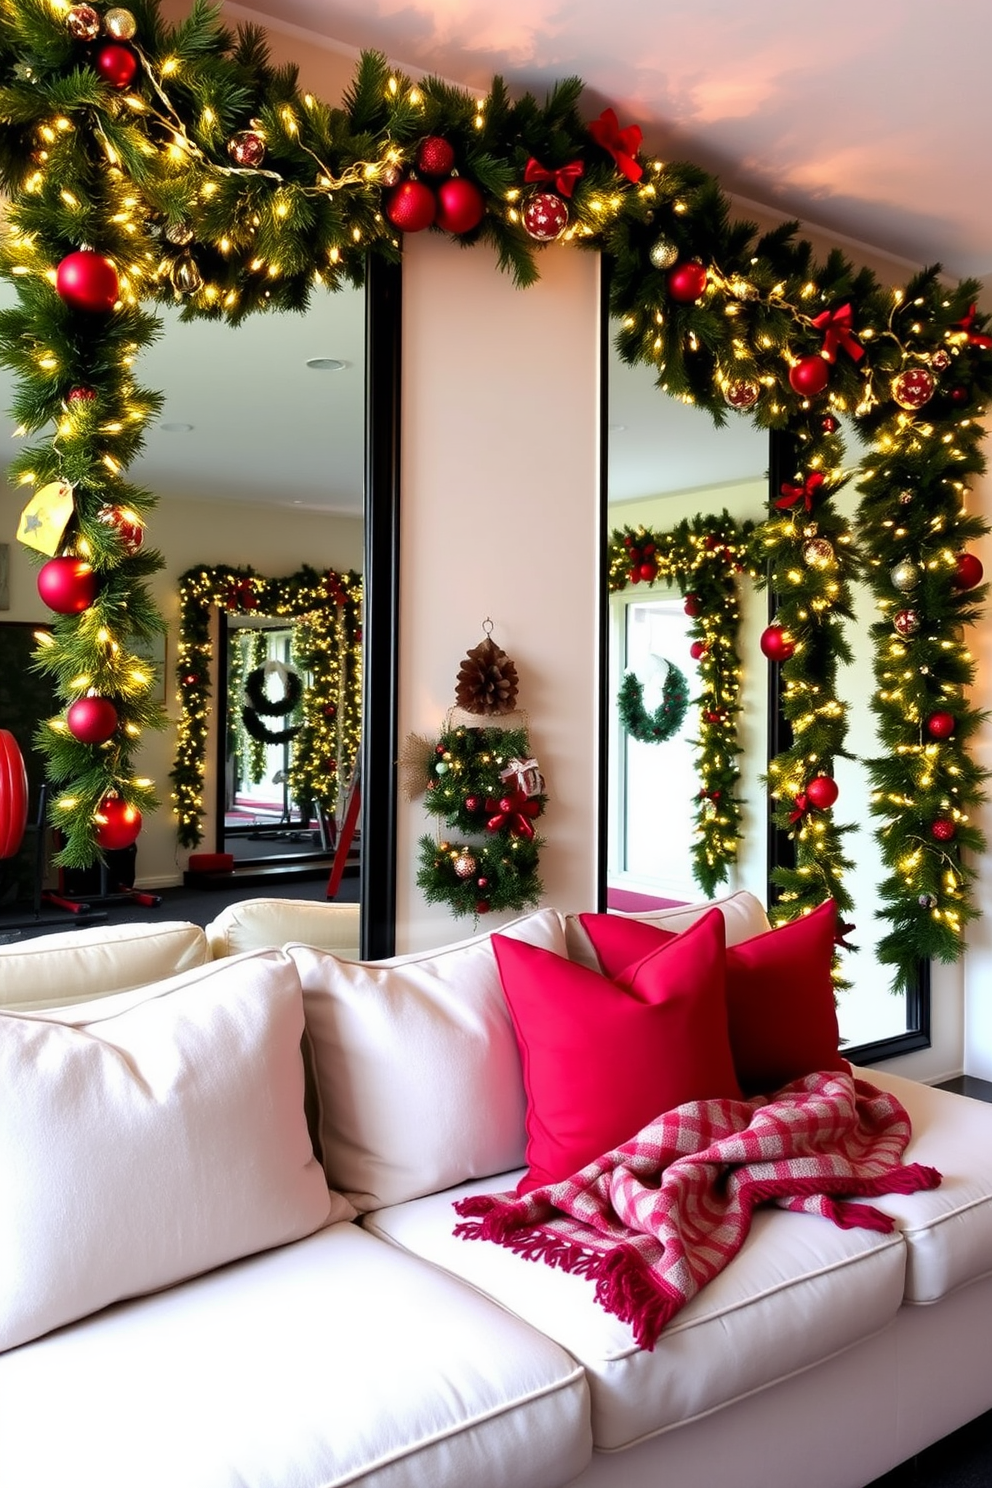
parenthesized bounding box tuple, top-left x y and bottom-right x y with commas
(454, 1070, 941, 1350)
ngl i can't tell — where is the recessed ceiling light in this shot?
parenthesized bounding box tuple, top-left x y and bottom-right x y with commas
(305, 357, 348, 371)
(160, 421, 194, 433)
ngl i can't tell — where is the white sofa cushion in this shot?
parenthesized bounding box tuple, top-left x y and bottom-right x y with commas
(364, 1171, 907, 1452)
(564, 889, 770, 971)
(206, 897, 361, 960)
(0, 1222, 592, 1488)
(0, 918, 209, 1010)
(852, 1066, 992, 1302)
(288, 909, 566, 1210)
(0, 949, 337, 1354)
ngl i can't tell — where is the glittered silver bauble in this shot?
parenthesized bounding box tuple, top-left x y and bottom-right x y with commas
(227, 130, 266, 168)
(66, 4, 101, 40)
(104, 7, 137, 39)
(648, 235, 678, 270)
(170, 254, 203, 295)
(803, 537, 835, 568)
(893, 607, 921, 638)
(891, 367, 936, 410)
(521, 191, 568, 242)
(890, 558, 921, 592)
(723, 378, 760, 411)
(918, 893, 937, 909)
(453, 849, 478, 879)
(164, 220, 194, 247)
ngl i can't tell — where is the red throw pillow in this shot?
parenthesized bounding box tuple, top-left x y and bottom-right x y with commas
(492, 907, 740, 1194)
(579, 898, 845, 1096)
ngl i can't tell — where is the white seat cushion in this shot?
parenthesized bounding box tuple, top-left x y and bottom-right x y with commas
(206, 897, 361, 960)
(364, 1172, 907, 1452)
(0, 919, 209, 1010)
(564, 889, 770, 972)
(851, 1066, 992, 1302)
(0, 1223, 591, 1488)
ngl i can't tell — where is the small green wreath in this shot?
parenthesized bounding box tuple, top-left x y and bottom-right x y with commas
(618, 663, 690, 743)
(244, 665, 304, 717)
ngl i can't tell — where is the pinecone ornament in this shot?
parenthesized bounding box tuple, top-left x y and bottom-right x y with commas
(454, 635, 519, 715)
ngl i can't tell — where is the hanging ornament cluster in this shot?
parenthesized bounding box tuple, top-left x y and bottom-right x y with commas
(385, 139, 485, 237)
(66, 4, 139, 87)
(454, 624, 519, 715)
(416, 723, 546, 918)
(620, 531, 658, 583)
(519, 156, 584, 242)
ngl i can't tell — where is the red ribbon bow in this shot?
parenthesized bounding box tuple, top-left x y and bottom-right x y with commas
(225, 578, 258, 612)
(955, 304, 992, 351)
(523, 157, 585, 199)
(775, 470, 825, 512)
(587, 108, 643, 183)
(788, 792, 809, 824)
(325, 571, 348, 605)
(484, 790, 542, 840)
(811, 303, 864, 363)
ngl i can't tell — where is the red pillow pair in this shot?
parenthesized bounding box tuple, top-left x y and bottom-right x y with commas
(493, 900, 844, 1194)
(493, 908, 741, 1193)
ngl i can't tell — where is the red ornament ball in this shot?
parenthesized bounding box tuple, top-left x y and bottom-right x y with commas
(891, 367, 936, 410)
(683, 594, 702, 617)
(476, 876, 488, 889)
(759, 624, 795, 662)
(415, 136, 456, 177)
(227, 130, 266, 168)
(789, 355, 830, 397)
(666, 261, 708, 303)
(724, 379, 760, 411)
(930, 817, 956, 843)
(67, 386, 97, 403)
(476, 900, 491, 914)
(926, 711, 956, 740)
(435, 176, 485, 236)
(689, 641, 708, 660)
(820, 414, 840, 433)
(522, 191, 568, 242)
(94, 796, 142, 851)
(949, 386, 970, 405)
(94, 42, 139, 89)
(893, 608, 921, 638)
(464, 795, 481, 813)
(953, 552, 984, 591)
(805, 774, 839, 810)
(37, 556, 98, 615)
(639, 561, 656, 581)
(55, 250, 120, 314)
(97, 503, 144, 553)
(385, 179, 436, 233)
(67, 695, 119, 745)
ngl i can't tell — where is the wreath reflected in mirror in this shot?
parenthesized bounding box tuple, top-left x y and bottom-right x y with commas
(618, 661, 690, 744)
(241, 661, 304, 745)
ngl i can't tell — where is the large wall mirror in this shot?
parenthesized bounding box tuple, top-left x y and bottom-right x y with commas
(603, 301, 929, 1062)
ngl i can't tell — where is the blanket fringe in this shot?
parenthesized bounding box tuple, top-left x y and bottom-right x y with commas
(592, 1245, 680, 1351)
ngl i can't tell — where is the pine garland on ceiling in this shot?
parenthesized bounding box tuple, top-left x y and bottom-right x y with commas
(0, 0, 989, 988)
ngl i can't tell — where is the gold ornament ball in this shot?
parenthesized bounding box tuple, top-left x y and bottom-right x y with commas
(66, 4, 101, 40)
(648, 235, 678, 270)
(453, 850, 478, 879)
(104, 7, 137, 39)
(890, 558, 920, 592)
(803, 537, 834, 568)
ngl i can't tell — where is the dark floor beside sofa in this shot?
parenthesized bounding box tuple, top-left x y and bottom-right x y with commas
(865, 1407, 992, 1486)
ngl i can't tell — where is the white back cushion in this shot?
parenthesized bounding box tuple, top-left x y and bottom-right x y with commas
(564, 889, 771, 970)
(0, 949, 338, 1354)
(289, 909, 566, 1211)
(206, 898, 361, 960)
(0, 919, 209, 1011)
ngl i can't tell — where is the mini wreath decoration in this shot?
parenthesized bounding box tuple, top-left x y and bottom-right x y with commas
(242, 663, 304, 745)
(618, 663, 690, 743)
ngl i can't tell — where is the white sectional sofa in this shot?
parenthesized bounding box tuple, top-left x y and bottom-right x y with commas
(1, 892, 991, 1488)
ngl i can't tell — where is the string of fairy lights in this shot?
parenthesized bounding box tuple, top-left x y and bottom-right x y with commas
(1, 0, 990, 989)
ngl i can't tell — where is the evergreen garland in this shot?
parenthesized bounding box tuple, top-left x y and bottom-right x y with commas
(617, 664, 689, 743)
(416, 724, 546, 918)
(0, 0, 989, 988)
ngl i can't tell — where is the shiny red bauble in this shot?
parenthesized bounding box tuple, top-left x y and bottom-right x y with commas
(522, 191, 569, 242)
(926, 711, 956, 740)
(666, 261, 708, 303)
(0, 729, 29, 861)
(789, 355, 830, 397)
(385, 179, 436, 233)
(435, 177, 485, 235)
(415, 136, 456, 177)
(67, 696, 119, 745)
(930, 817, 956, 843)
(953, 552, 984, 591)
(97, 502, 143, 553)
(94, 796, 142, 851)
(805, 774, 839, 810)
(638, 561, 656, 581)
(37, 556, 98, 614)
(55, 249, 120, 313)
(759, 624, 795, 662)
(94, 41, 139, 89)
(689, 641, 708, 660)
(683, 594, 702, 617)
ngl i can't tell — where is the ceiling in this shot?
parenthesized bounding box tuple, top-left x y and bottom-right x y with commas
(3, 1, 988, 514)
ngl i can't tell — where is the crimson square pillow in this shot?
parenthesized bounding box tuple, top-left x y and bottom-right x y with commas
(492, 907, 741, 1194)
(579, 897, 845, 1096)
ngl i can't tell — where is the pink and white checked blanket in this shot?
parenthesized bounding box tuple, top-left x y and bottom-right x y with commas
(453, 1069, 941, 1350)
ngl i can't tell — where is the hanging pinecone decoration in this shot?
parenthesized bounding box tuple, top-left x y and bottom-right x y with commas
(454, 623, 519, 715)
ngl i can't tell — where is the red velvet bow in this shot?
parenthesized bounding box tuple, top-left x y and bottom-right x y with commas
(524, 157, 585, 199)
(811, 303, 864, 363)
(955, 304, 992, 351)
(587, 108, 643, 183)
(775, 471, 825, 512)
(484, 790, 542, 840)
(225, 578, 258, 611)
(325, 571, 348, 605)
(788, 792, 808, 824)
